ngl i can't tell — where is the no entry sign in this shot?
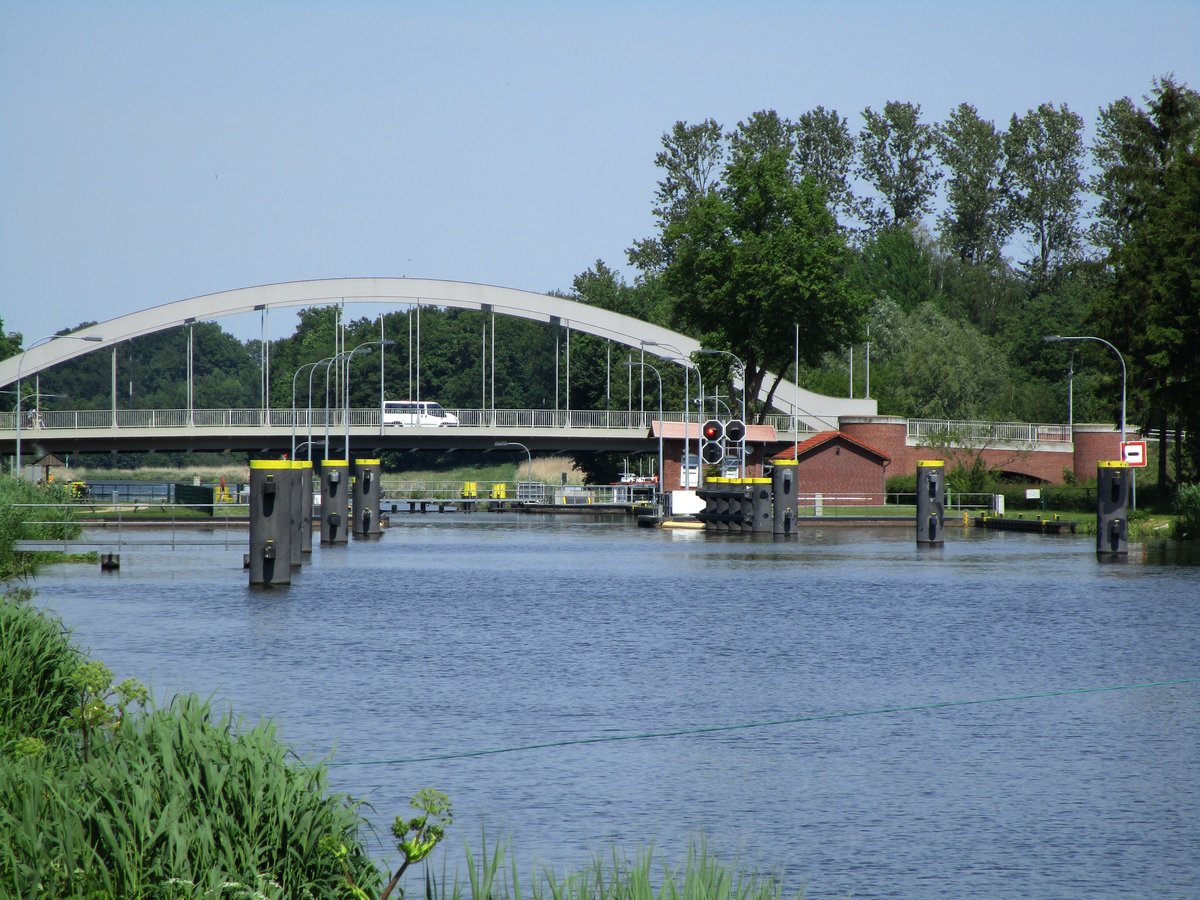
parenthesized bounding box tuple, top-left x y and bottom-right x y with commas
(1121, 440, 1148, 467)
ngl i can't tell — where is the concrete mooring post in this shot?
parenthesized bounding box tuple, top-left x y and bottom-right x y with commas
(1097, 460, 1130, 556)
(352, 458, 383, 537)
(249, 460, 293, 586)
(749, 477, 773, 534)
(771, 460, 798, 536)
(320, 459, 350, 544)
(296, 460, 314, 555)
(916, 460, 945, 546)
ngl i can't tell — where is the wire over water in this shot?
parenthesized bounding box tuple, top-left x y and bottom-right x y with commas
(325, 677, 1200, 768)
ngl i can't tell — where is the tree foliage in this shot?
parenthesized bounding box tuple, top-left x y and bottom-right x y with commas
(857, 100, 942, 231)
(636, 110, 865, 420)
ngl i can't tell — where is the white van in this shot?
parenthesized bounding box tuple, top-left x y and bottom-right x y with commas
(382, 400, 459, 427)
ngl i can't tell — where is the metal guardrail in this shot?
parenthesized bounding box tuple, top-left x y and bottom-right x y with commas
(12, 502, 250, 552)
(795, 491, 999, 517)
(907, 419, 1071, 444)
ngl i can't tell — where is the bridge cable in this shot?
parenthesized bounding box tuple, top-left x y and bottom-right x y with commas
(323, 677, 1199, 768)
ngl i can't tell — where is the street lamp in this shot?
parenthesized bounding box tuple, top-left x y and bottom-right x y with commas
(642, 341, 702, 489)
(626, 359, 663, 508)
(14, 334, 103, 479)
(494, 440, 533, 488)
(343, 340, 395, 462)
(291, 360, 327, 460)
(697, 348, 746, 476)
(1042, 335, 1126, 443)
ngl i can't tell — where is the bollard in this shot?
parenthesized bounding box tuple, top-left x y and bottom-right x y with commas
(352, 458, 383, 537)
(1097, 461, 1130, 556)
(285, 462, 303, 568)
(320, 459, 350, 544)
(916, 460, 945, 546)
(296, 460, 314, 555)
(771, 460, 798, 536)
(249, 460, 294, 585)
(750, 477, 773, 534)
(736, 479, 755, 534)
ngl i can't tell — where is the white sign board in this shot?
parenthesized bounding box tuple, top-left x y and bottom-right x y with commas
(1025, 489, 1041, 500)
(1121, 440, 1148, 467)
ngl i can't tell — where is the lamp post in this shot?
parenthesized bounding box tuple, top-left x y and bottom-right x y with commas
(291, 360, 326, 460)
(14, 334, 103, 479)
(697, 348, 746, 476)
(642, 341, 701, 489)
(1042, 335, 1126, 443)
(494, 440, 533, 489)
(627, 360, 663, 508)
(343, 340, 395, 462)
(1044, 334, 1132, 507)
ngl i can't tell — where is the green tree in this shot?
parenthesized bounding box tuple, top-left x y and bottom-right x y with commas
(793, 105, 861, 226)
(856, 100, 942, 231)
(627, 118, 724, 273)
(937, 103, 1012, 266)
(644, 110, 865, 420)
(1090, 76, 1200, 484)
(1003, 103, 1086, 285)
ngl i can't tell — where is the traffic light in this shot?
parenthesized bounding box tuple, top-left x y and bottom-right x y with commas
(701, 419, 725, 464)
(725, 419, 746, 445)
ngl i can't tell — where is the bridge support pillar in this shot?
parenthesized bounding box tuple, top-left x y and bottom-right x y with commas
(1097, 461, 1130, 557)
(249, 460, 293, 586)
(352, 458, 383, 537)
(320, 459, 350, 544)
(916, 460, 945, 547)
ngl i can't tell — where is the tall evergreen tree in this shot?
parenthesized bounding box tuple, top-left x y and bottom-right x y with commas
(1090, 77, 1200, 485)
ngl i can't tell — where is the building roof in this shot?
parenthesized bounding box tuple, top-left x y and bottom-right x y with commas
(771, 430, 891, 463)
(651, 420, 777, 442)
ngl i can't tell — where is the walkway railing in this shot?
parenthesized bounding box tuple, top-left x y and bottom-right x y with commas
(907, 419, 1071, 444)
(1, 406, 810, 433)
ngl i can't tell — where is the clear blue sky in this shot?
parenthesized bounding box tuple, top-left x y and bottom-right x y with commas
(2, 0, 1197, 343)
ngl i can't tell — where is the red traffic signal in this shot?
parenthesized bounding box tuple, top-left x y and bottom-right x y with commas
(725, 419, 746, 443)
(702, 419, 724, 441)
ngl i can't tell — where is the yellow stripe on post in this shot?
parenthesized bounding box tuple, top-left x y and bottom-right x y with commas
(249, 460, 293, 471)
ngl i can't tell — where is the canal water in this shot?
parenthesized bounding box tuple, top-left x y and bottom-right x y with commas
(27, 517, 1200, 898)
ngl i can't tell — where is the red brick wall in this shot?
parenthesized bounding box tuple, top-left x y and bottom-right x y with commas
(840, 416, 1127, 485)
(796, 440, 886, 504)
(1072, 425, 1125, 481)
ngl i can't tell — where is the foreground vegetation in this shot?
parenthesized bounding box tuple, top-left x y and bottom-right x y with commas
(1, 589, 804, 899)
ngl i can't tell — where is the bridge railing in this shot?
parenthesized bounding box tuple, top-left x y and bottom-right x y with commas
(907, 419, 1071, 445)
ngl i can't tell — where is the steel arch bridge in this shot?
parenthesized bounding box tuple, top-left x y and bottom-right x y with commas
(1, 277, 876, 425)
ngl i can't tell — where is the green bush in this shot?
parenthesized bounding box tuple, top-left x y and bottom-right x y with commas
(1172, 483, 1200, 540)
(0, 596, 380, 899)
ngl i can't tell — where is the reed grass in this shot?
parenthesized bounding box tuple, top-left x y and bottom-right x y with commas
(0, 594, 379, 899)
(0, 589, 79, 753)
(0, 479, 84, 578)
(430, 837, 802, 900)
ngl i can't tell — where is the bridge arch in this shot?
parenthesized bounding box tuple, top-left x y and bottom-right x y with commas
(1, 277, 876, 427)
